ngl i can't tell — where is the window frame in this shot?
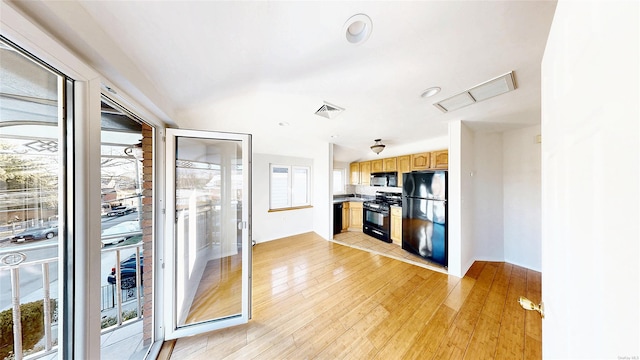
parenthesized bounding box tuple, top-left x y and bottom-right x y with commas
(269, 164, 311, 211)
(332, 168, 346, 195)
(1, 4, 167, 357)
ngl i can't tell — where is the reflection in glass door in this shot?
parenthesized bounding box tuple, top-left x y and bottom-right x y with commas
(0, 36, 66, 360)
(165, 129, 251, 339)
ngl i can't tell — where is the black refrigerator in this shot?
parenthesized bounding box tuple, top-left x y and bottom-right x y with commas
(402, 170, 447, 267)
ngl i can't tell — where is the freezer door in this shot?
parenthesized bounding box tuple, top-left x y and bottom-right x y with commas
(402, 171, 446, 200)
(402, 198, 447, 266)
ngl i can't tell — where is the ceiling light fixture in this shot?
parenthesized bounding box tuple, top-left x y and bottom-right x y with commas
(421, 87, 441, 98)
(434, 71, 517, 113)
(343, 14, 372, 45)
(278, 122, 290, 126)
(370, 139, 385, 154)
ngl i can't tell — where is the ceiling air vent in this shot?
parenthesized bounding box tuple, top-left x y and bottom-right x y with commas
(315, 102, 345, 119)
(434, 71, 517, 113)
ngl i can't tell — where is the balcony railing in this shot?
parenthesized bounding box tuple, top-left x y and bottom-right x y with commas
(0, 233, 143, 360)
(0, 242, 58, 360)
(100, 241, 144, 329)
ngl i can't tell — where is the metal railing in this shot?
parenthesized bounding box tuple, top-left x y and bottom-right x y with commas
(0, 235, 144, 360)
(100, 241, 144, 330)
(0, 243, 58, 360)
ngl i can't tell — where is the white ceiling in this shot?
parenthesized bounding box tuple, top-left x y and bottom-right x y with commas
(11, 1, 557, 162)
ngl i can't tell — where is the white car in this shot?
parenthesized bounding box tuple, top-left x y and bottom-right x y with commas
(101, 220, 141, 246)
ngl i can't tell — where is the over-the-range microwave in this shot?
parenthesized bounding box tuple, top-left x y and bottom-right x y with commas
(370, 172, 398, 187)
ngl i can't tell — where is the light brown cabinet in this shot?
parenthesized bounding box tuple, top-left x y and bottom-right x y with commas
(348, 201, 363, 230)
(350, 162, 360, 185)
(342, 202, 350, 232)
(359, 161, 371, 186)
(430, 150, 449, 169)
(397, 155, 411, 187)
(390, 206, 402, 245)
(371, 159, 383, 173)
(411, 152, 431, 170)
(348, 150, 447, 188)
(383, 157, 397, 172)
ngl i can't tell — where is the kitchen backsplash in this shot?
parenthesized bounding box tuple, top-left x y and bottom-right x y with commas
(349, 184, 402, 196)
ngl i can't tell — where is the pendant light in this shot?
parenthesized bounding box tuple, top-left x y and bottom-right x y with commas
(370, 139, 385, 154)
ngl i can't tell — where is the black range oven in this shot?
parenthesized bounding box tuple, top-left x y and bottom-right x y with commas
(362, 192, 401, 243)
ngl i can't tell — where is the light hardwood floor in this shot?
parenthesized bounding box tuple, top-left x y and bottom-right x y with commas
(169, 232, 541, 360)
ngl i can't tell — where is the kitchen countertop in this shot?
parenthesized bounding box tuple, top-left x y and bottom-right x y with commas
(332, 195, 369, 204)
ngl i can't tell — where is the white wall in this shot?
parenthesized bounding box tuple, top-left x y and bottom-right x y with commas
(252, 144, 332, 243)
(472, 132, 504, 262)
(503, 125, 541, 271)
(312, 143, 332, 240)
(252, 153, 315, 243)
(459, 122, 476, 276)
(448, 120, 476, 277)
(541, 1, 639, 358)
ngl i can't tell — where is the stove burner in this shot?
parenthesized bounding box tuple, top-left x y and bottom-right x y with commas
(368, 191, 402, 207)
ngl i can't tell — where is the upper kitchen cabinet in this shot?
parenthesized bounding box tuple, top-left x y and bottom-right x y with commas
(397, 155, 411, 187)
(348, 151, 446, 187)
(383, 157, 397, 172)
(360, 161, 371, 185)
(430, 150, 449, 169)
(349, 161, 372, 185)
(411, 152, 431, 170)
(350, 162, 360, 185)
(371, 159, 383, 173)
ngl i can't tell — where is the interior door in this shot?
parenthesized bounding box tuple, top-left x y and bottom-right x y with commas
(164, 128, 251, 339)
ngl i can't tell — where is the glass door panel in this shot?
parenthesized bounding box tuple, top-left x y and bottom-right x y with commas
(165, 129, 251, 339)
(0, 36, 65, 360)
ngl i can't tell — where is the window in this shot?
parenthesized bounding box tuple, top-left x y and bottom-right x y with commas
(333, 169, 345, 194)
(270, 164, 311, 210)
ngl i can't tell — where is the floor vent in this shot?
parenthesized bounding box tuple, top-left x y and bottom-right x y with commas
(315, 102, 345, 119)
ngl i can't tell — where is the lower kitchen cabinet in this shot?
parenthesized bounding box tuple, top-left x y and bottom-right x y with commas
(342, 202, 350, 232)
(348, 201, 363, 231)
(390, 206, 402, 245)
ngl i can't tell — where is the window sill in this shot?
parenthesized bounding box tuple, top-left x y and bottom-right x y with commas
(268, 205, 313, 212)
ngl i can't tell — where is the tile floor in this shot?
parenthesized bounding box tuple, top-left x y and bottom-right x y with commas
(101, 320, 147, 360)
(31, 320, 146, 360)
(331, 231, 448, 274)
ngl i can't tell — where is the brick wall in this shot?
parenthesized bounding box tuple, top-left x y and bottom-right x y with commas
(141, 124, 153, 345)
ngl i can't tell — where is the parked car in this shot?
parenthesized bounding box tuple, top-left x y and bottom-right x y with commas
(10, 226, 58, 242)
(101, 220, 141, 246)
(106, 206, 136, 217)
(107, 254, 144, 289)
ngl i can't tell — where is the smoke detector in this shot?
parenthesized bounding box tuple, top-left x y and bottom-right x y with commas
(315, 102, 345, 119)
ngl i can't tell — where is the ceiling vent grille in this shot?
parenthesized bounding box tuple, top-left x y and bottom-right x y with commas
(315, 102, 345, 119)
(434, 71, 516, 113)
